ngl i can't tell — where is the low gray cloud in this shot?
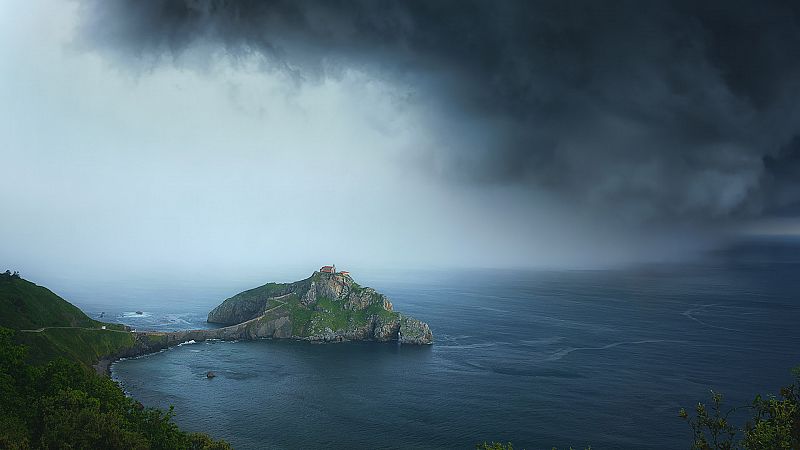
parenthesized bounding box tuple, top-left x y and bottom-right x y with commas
(77, 0, 800, 224)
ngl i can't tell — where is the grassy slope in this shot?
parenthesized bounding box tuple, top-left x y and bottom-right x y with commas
(0, 274, 135, 366)
(220, 273, 400, 336)
(14, 328, 135, 366)
(0, 275, 100, 330)
(281, 292, 399, 336)
(208, 278, 314, 324)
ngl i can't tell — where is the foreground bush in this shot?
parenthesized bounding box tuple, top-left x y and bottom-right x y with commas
(681, 367, 800, 449)
(0, 327, 231, 449)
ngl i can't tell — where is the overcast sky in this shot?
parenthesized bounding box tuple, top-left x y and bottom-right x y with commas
(2, 1, 799, 280)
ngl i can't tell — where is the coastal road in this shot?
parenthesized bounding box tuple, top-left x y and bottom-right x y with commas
(19, 326, 132, 334)
(22, 296, 290, 336)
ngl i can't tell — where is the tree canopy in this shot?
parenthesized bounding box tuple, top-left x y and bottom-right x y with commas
(681, 368, 800, 449)
(0, 327, 230, 449)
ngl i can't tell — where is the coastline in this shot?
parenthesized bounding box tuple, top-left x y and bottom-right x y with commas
(93, 357, 113, 376)
(93, 330, 421, 380)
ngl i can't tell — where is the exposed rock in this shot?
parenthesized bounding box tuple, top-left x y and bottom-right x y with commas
(206, 271, 433, 345)
(399, 316, 434, 345)
(372, 315, 401, 341)
(301, 281, 318, 306)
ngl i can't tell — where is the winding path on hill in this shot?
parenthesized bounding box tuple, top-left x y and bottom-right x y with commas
(22, 297, 289, 337)
(135, 296, 289, 339)
(20, 326, 131, 334)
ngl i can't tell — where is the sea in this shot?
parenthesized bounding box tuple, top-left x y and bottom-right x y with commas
(54, 238, 800, 449)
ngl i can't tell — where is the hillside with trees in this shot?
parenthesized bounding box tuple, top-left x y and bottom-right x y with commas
(0, 272, 229, 448)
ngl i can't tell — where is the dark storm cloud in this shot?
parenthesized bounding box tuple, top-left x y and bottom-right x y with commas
(761, 137, 800, 216)
(78, 0, 800, 222)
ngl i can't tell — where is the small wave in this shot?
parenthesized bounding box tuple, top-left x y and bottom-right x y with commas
(474, 305, 510, 314)
(177, 340, 197, 346)
(438, 334, 471, 343)
(491, 366, 586, 379)
(529, 314, 617, 333)
(519, 336, 565, 346)
(547, 339, 686, 361)
(120, 312, 152, 318)
(440, 342, 499, 350)
(682, 304, 743, 332)
(163, 314, 192, 324)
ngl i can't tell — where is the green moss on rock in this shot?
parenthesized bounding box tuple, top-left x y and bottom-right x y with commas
(207, 271, 431, 344)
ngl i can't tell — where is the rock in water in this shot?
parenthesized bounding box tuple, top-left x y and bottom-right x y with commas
(399, 316, 434, 345)
(206, 270, 433, 344)
(206, 371, 216, 379)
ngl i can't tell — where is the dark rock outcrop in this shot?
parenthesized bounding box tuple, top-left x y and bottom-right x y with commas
(399, 316, 434, 345)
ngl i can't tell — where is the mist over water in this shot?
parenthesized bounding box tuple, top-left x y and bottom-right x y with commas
(99, 239, 800, 449)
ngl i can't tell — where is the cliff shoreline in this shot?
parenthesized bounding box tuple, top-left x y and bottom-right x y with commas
(205, 270, 433, 344)
(98, 270, 433, 376)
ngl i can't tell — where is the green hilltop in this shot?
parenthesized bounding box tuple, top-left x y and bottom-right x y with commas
(0, 271, 101, 330)
(0, 271, 230, 448)
(0, 271, 135, 366)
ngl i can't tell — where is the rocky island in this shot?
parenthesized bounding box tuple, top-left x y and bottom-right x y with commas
(113, 268, 432, 360)
(207, 268, 433, 345)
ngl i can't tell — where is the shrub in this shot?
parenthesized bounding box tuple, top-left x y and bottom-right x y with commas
(0, 327, 231, 449)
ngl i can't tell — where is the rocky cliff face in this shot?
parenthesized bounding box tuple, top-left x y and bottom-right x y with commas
(399, 316, 434, 345)
(206, 272, 432, 344)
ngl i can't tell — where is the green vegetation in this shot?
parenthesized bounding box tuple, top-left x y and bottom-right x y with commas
(476, 442, 513, 449)
(142, 332, 169, 346)
(14, 328, 135, 366)
(476, 442, 592, 450)
(229, 274, 404, 338)
(208, 272, 414, 342)
(0, 271, 101, 330)
(1, 271, 136, 367)
(361, 299, 398, 321)
(311, 296, 356, 331)
(477, 372, 800, 450)
(0, 327, 230, 449)
(680, 367, 800, 449)
(279, 293, 400, 337)
(208, 279, 313, 325)
(0, 273, 230, 447)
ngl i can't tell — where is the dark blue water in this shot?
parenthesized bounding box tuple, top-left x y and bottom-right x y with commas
(79, 239, 800, 449)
